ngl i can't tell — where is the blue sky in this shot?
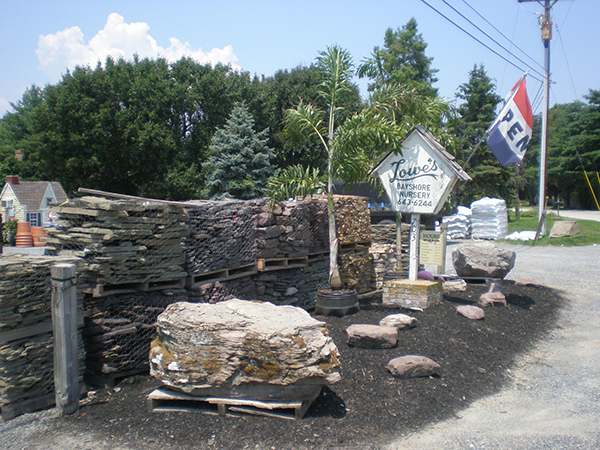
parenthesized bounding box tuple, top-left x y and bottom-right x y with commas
(1, 0, 596, 118)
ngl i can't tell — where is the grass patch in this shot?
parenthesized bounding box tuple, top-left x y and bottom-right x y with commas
(503, 210, 600, 246)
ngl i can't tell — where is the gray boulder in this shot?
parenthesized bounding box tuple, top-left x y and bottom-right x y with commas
(387, 355, 441, 379)
(452, 242, 516, 278)
(150, 299, 341, 401)
(346, 324, 398, 349)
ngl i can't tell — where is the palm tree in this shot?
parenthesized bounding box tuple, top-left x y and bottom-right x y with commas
(267, 45, 453, 289)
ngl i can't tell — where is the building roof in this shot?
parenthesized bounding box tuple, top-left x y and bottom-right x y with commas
(4, 180, 68, 210)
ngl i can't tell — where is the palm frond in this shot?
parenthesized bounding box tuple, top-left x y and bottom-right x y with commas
(284, 102, 328, 150)
(265, 164, 326, 205)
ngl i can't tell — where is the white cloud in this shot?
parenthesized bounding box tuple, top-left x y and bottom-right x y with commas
(36, 13, 240, 78)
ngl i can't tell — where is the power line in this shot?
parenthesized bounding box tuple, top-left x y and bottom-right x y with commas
(447, 0, 545, 74)
(462, 0, 545, 73)
(419, 0, 544, 83)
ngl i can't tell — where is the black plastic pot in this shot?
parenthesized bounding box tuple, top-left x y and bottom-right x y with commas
(315, 288, 359, 317)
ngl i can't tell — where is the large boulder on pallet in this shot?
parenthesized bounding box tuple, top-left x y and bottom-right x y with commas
(452, 242, 516, 279)
(150, 299, 341, 401)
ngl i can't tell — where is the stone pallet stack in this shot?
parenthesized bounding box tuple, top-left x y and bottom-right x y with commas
(334, 195, 372, 246)
(307, 197, 329, 254)
(254, 268, 307, 306)
(302, 259, 330, 309)
(83, 290, 188, 382)
(43, 196, 188, 288)
(183, 200, 256, 276)
(334, 195, 372, 293)
(369, 223, 410, 289)
(339, 248, 372, 293)
(251, 199, 310, 259)
(0, 256, 85, 417)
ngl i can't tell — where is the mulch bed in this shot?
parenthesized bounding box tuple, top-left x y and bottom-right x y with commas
(35, 280, 562, 450)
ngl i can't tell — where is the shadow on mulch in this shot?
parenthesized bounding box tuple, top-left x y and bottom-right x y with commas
(43, 281, 563, 450)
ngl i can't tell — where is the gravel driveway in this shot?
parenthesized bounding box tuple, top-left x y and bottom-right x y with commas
(389, 242, 600, 449)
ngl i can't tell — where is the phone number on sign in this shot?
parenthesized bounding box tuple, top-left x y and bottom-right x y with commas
(397, 198, 433, 207)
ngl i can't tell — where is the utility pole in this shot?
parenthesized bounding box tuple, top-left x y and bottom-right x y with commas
(518, 0, 563, 236)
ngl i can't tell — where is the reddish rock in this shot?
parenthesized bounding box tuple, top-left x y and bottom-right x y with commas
(515, 277, 546, 288)
(387, 355, 441, 379)
(478, 282, 507, 307)
(457, 304, 485, 320)
(346, 324, 398, 349)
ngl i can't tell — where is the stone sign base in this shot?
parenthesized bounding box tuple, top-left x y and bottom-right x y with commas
(382, 279, 443, 309)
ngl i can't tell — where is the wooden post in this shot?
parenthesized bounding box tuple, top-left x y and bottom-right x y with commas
(395, 212, 403, 275)
(408, 214, 421, 281)
(51, 263, 79, 415)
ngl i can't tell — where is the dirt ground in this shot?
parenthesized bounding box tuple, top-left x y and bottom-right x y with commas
(16, 281, 562, 450)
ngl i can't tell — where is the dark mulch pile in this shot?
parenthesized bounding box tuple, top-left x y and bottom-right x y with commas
(40, 281, 562, 450)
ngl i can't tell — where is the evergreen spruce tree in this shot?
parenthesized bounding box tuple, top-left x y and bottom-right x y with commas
(358, 18, 439, 97)
(204, 102, 276, 199)
(451, 64, 513, 205)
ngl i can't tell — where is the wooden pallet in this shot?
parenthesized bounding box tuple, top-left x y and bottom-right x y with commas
(462, 276, 501, 285)
(256, 256, 308, 272)
(147, 387, 321, 420)
(307, 251, 329, 263)
(84, 277, 187, 298)
(339, 242, 371, 252)
(186, 264, 258, 287)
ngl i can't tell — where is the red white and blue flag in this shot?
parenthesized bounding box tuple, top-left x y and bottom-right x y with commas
(486, 76, 533, 166)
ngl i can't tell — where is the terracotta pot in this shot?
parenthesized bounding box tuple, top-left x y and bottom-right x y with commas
(16, 221, 34, 247)
(31, 226, 47, 246)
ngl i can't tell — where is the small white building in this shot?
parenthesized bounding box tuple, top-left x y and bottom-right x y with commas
(0, 176, 68, 226)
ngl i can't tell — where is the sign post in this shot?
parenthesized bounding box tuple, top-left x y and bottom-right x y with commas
(370, 126, 470, 308)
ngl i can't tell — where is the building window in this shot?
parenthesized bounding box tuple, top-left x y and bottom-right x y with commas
(29, 213, 39, 227)
(46, 197, 53, 207)
(1, 199, 14, 208)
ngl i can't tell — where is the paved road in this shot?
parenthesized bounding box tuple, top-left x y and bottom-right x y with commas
(558, 209, 600, 223)
(389, 242, 600, 449)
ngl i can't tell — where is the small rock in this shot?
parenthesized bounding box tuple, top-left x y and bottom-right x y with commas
(457, 304, 485, 320)
(285, 287, 299, 296)
(478, 283, 507, 307)
(443, 279, 467, 293)
(379, 313, 417, 330)
(346, 324, 398, 349)
(387, 355, 441, 379)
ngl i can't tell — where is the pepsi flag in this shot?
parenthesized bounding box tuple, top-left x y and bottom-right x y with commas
(486, 76, 533, 166)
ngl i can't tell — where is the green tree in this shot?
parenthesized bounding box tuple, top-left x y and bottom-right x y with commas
(251, 65, 362, 171)
(203, 102, 276, 199)
(358, 18, 439, 97)
(450, 64, 515, 205)
(547, 90, 600, 208)
(0, 57, 257, 200)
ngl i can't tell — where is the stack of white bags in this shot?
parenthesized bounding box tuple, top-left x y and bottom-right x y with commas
(442, 205, 472, 239)
(470, 197, 509, 239)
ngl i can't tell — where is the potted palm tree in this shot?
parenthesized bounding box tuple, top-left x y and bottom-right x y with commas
(267, 45, 403, 316)
(267, 45, 454, 316)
